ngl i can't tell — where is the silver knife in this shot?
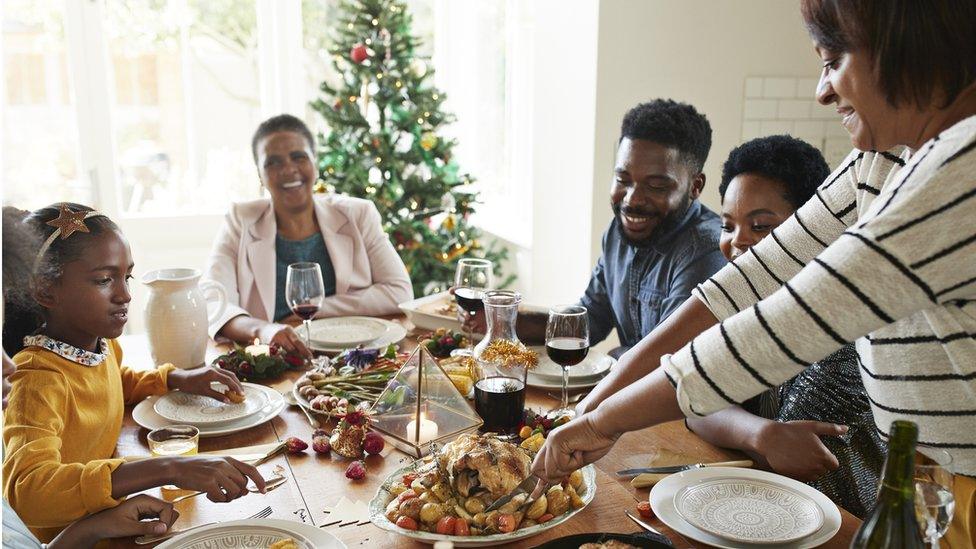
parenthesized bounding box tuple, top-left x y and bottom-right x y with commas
(625, 509, 664, 537)
(485, 474, 547, 513)
(615, 459, 753, 477)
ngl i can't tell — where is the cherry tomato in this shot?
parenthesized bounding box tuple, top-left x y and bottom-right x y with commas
(637, 501, 654, 519)
(402, 473, 418, 486)
(454, 517, 471, 536)
(537, 513, 554, 523)
(396, 516, 419, 530)
(435, 516, 457, 534)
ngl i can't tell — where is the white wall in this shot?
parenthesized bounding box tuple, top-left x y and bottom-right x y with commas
(588, 0, 822, 263)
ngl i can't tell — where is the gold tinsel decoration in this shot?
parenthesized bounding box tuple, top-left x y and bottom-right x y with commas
(480, 340, 539, 369)
(441, 214, 456, 231)
(441, 242, 470, 263)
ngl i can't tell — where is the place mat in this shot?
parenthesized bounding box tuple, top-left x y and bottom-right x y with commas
(631, 448, 698, 488)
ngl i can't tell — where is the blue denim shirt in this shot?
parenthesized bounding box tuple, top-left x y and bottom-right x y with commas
(580, 200, 725, 353)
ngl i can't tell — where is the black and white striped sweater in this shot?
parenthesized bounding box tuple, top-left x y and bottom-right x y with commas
(662, 115, 976, 475)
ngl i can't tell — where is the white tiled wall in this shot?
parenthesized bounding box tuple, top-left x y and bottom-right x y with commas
(742, 76, 852, 167)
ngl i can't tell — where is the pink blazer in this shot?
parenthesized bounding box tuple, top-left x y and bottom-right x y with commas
(204, 194, 413, 338)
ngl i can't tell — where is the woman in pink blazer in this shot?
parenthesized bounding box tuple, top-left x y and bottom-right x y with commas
(204, 115, 413, 356)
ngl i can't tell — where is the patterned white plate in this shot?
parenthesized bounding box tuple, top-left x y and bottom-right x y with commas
(133, 386, 285, 438)
(651, 467, 841, 549)
(674, 477, 824, 544)
(309, 316, 389, 347)
(155, 518, 345, 548)
(153, 383, 269, 426)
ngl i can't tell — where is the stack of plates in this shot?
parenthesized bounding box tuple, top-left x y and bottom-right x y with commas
(526, 347, 615, 390)
(133, 383, 285, 438)
(307, 316, 407, 353)
(649, 467, 842, 548)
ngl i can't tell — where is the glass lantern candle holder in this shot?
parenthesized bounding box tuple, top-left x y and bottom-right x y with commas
(369, 345, 483, 457)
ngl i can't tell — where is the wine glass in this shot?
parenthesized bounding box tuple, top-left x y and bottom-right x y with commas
(286, 262, 325, 350)
(914, 446, 954, 546)
(453, 258, 493, 350)
(545, 305, 589, 418)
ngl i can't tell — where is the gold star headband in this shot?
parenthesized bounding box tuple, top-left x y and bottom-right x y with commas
(32, 204, 108, 274)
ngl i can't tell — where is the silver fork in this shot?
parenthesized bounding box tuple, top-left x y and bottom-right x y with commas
(135, 505, 273, 545)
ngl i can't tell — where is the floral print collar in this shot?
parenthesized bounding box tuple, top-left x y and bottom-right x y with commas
(22, 334, 108, 367)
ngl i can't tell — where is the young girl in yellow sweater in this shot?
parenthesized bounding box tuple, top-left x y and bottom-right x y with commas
(2, 203, 267, 543)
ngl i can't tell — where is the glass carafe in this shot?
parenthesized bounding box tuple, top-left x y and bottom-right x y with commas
(472, 290, 529, 434)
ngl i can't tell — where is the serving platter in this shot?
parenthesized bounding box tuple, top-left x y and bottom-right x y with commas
(370, 463, 597, 547)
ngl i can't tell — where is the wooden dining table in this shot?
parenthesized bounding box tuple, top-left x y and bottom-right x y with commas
(109, 316, 860, 548)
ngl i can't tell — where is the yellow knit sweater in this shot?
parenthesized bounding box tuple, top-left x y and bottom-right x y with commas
(2, 338, 173, 542)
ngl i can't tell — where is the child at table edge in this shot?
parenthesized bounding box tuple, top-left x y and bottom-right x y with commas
(2, 202, 265, 543)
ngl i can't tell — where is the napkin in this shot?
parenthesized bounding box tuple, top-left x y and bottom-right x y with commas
(323, 496, 371, 525)
(630, 448, 698, 489)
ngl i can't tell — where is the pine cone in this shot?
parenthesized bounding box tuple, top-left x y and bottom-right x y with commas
(329, 425, 366, 458)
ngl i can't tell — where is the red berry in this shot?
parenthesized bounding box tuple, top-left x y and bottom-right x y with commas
(312, 436, 331, 454)
(216, 359, 226, 367)
(345, 460, 367, 480)
(443, 337, 455, 347)
(362, 432, 385, 455)
(285, 436, 308, 453)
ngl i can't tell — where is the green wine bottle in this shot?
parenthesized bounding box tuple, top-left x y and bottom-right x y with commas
(851, 420, 925, 548)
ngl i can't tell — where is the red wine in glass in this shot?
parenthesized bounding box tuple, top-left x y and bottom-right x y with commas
(546, 337, 589, 366)
(474, 376, 526, 434)
(292, 304, 320, 320)
(454, 288, 485, 314)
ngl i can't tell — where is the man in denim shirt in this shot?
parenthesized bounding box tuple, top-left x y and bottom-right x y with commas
(580, 99, 725, 355)
(466, 99, 725, 356)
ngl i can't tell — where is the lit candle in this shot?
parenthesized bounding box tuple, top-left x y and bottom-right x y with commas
(406, 413, 439, 444)
(245, 338, 271, 357)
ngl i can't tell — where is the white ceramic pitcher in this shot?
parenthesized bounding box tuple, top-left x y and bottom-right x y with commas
(142, 268, 227, 369)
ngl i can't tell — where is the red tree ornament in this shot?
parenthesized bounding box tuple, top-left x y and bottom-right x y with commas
(350, 43, 369, 64)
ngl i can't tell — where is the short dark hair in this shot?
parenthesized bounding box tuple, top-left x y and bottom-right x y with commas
(719, 135, 830, 209)
(620, 99, 712, 173)
(251, 114, 315, 163)
(800, 0, 976, 108)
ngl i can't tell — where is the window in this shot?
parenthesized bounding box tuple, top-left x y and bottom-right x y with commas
(2, 0, 89, 209)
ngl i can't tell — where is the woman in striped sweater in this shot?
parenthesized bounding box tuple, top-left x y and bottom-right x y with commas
(685, 135, 886, 518)
(537, 0, 976, 544)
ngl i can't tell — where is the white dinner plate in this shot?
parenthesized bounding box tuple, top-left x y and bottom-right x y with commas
(674, 477, 824, 544)
(370, 462, 597, 547)
(133, 385, 285, 438)
(525, 370, 610, 391)
(308, 318, 407, 353)
(650, 467, 841, 549)
(153, 383, 268, 426)
(309, 316, 390, 347)
(528, 347, 614, 381)
(155, 518, 345, 549)
(398, 291, 461, 332)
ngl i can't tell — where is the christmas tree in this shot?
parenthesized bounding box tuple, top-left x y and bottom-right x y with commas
(310, 0, 511, 297)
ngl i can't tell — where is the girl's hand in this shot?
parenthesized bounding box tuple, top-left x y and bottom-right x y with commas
(168, 366, 244, 403)
(50, 495, 179, 548)
(163, 456, 266, 502)
(258, 322, 312, 359)
(531, 414, 619, 484)
(753, 420, 846, 482)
